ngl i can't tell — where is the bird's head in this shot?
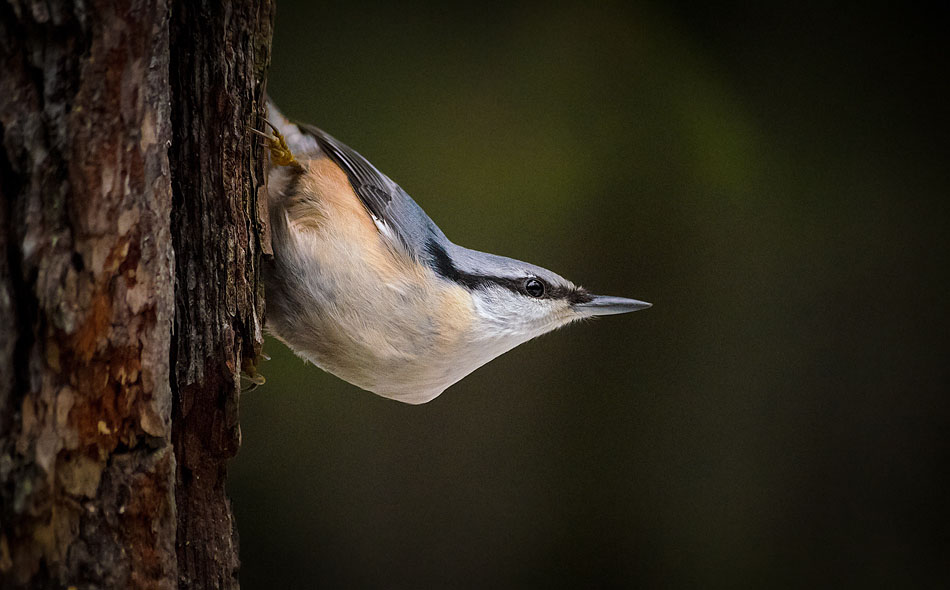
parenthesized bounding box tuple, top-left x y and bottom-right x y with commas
(427, 240, 650, 349)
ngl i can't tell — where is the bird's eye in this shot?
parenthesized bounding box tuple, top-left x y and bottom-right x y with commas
(524, 278, 545, 297)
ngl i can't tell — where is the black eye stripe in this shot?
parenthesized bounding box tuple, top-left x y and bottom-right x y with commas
(425, 240, 594, 304)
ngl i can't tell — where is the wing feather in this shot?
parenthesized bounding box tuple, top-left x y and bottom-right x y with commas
(297, 123, 443, 258)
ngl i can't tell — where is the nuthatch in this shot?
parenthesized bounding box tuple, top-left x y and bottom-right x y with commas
(256, 101, 650, 404)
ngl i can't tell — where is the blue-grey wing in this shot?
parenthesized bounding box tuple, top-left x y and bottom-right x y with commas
(297, 123, 446, 259)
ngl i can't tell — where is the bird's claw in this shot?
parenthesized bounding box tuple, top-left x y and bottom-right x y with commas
(240, 352, 269, 393)
(250, 120, 299, 167)
(240, 371, 265, 393)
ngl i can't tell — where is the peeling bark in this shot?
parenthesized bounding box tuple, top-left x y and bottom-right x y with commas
(0, 1, 272, 588)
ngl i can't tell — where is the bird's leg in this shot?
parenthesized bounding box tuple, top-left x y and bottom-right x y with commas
(250, 120, 299, 167)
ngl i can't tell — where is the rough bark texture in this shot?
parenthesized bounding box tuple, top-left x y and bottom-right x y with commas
(168, 1, 272, 588)
(0, 1, 272, 588)
(0, 1, 176, 587)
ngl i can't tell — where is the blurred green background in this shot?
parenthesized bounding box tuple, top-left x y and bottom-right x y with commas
(230, 2, 948, 587)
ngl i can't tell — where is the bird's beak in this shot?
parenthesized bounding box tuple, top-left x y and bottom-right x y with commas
(573, 295, 652, 317)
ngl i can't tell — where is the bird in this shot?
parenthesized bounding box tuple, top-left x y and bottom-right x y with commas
(254, 101, 651, 404)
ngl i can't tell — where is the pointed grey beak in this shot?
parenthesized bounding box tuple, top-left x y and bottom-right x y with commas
(574, 295, 652, 317)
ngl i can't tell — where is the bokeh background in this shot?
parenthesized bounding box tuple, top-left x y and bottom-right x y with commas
(230, 2, 948, 587)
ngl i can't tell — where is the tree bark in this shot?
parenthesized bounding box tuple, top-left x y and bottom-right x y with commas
(168, 2, 272, 588)
(0, 1, 272, 588)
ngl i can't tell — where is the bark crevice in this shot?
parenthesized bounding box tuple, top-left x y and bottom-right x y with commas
(0, 125, 34, 436)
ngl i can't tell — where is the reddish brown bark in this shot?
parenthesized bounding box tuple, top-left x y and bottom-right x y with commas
(0, 1, 177, 587)
(0, 1, 272, 588)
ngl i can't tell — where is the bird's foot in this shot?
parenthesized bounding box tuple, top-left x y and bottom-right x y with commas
(240, 351, 269, 393)
(250, 120, 299, 167)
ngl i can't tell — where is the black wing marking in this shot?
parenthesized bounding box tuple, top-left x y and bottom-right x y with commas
(300, 125, 392, 217)
(297, 123, 440, 257)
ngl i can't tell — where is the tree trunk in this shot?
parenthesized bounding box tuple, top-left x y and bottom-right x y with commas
(168, 1, 272, 588)
(0, 1, 272, 588)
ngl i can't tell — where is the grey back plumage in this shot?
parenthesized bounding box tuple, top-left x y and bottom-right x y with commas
(297, 123, 449, 260)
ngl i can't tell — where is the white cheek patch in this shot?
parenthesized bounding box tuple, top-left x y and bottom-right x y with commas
(470, 287, 565, 342)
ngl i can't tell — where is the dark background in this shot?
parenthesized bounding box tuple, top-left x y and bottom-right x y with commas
(230, 2, 949, 587)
